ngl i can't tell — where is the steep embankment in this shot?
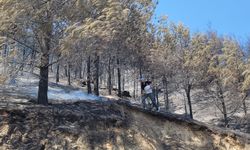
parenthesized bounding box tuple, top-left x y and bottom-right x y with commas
(0, 98, 249, 150)
(120, 101, 250, 150)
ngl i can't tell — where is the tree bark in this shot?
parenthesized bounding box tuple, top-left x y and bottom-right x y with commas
(216, 81, 228, 126)
(133, 72, 136, 98)
(37, 41, 50, 105)
(38, 64, 49, 105)
(183, 94, 188, 115)
(79, 61, 83, 79)
(117, 58, 122, 97)
(64, 65, 68, 77)
(139, 66, 143, 95)
(122, 71, 125, 92)
(112, 66, 115, 90)
(56, 63, 60, 83)
(56, 54, 61, 83)
(94, 55, 100, 96)
(162, 75, 169, 111)
(242, 93, 248, 115)
(67, 63, 71, 85)
(108, 57, 112, 95)
(74, 69, 77, 79)
(87, 56, 92, 94)
(38, 21, 52, 105)
(2, 43, 8, 75)
(185, 84, 193, 119)
(220, 95, 228, 126)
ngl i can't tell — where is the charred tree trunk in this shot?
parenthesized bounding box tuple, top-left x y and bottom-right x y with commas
(122, 72, 125, 92)
(68, 63, 71, 86)
(133, 72, 136, 98)
(79, 61, 83, 79)
(74, 69, 77, 79)
(94, 55, 100, 96)
(243, 93, 248, 115)
(221, 100, 228, 126)
(139, 66, 143, 95)
(216, 81, 228, 126)
(117, 58, 122, 97)
(112, 66, 115, 90)
(108, 57, 112, 95)
(183, 94, 188, 115)
(56, 54, 60, 83)
(38, 21, 52, 105)
(82, 62, 86, 80)
(87, 56, 92, 94)
(38, 64, 49, 105)
(162, 75, 169, 111)
(64, 65, 68, 77)
(56, 63, 60, 83)
(220, 92, 228, 126)
(185, 84, 193, 119)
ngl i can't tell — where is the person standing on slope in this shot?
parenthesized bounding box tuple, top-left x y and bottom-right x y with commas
(142, 80, 159, 111)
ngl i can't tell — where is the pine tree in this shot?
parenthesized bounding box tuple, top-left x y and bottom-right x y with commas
(0, 0, 100, 104)
(208, 36, 245, 126)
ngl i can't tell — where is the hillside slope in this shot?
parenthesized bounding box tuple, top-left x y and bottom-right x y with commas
(0, 92, 250, 150)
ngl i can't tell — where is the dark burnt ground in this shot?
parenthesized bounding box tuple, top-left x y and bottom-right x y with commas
(1, 85, 249, 150)
(0, 99, 131, 150)
(0, 84, 198, 150)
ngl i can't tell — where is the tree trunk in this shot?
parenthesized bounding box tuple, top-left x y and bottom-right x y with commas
(100, 74, 104, 89)
(64, 65, 68, 77)
(79, 61, 83, 79)
(155, 86, 159, 106)
(37, 18, 53, 105)
(243, 93, 248, 115)
(108, 57, 112, 95)
(122, 71, 125, 92)
(216, 81, 228, 126)
(38, 65, 49, 105)
(55, 54, 61, 83)
(221, 100, 228, 126)
(117, 58, 122, 97)
(94, 55, 100, 96)
(183, 94, 188, 115)
(82, 62, 86, 80)
(56, 63, 60, 83)
(162, 75, 169, 111)
(133, 72, 136, 98)
(3, 43, 8, 75)
(185, 84, 193, 119)
(87, 56, 92, 94)
(38, 22, 52, 105)
(68, 63, 71, 86)
(112, 66, 115, 90)
(74, 69, 77, 79)
(139, 66, 143, 95)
